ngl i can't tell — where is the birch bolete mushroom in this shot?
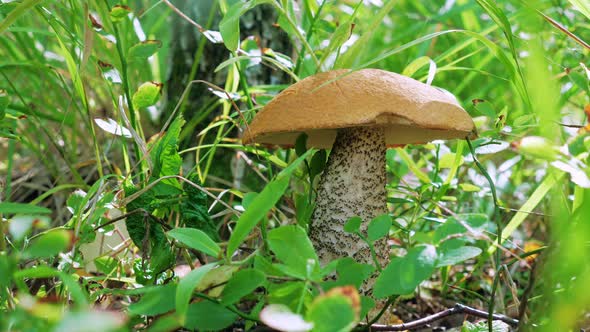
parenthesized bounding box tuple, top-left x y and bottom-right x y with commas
(242, 68, 475, 286)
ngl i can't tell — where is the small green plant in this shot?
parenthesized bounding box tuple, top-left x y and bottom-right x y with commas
(1, 0, 590, 331)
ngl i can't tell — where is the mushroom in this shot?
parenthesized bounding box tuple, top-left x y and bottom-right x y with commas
(242, 68, 475, 306)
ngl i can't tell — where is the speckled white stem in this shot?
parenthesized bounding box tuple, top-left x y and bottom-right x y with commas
(309, 126, 389, 278)
(309, 126, 392, 322)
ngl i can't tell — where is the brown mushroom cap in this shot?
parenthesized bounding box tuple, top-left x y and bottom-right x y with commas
(242, 69, 476, 149)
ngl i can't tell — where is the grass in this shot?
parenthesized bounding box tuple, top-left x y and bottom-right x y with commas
(1, 0, 589, 331)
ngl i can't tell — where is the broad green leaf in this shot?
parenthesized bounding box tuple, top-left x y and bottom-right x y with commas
(433, 219, 467, 243)
(306, 290, 358, 332)
(181, 174, 217, 240)
(124, 186, 156, 248)
(196, 265, 239, 297)
(267, 281, 310, 312)
(374, 245, 437, 298)
(219, 0, 274, 51)
(226, 150, 312, 257)
(268, 225, 319, 278)
(459, 183, 481, 192)
(0, 202, 51, 215)
(150, 116, 184, 187)
(437, 245, 482, 267)
(176, 263, 217, 325)
(359, 296, 375, 321)
(94, 256, 118, 275)
(110, 5, 131, 22)
(439, 152, 464, 169)
(128, 40, 162, 60)
(128, 283, 176, 316)
(184, 301, 238, 331)
(167, 228, 220, 257)
(343, 216, 362, 234)
(23, 229, 72, 259)
(221, 268, 266, 304)
(132, 81, 162, 110)
(367, 214, 392, 242)
(434, 214, 489, 243)
(324, 257, 374, 289)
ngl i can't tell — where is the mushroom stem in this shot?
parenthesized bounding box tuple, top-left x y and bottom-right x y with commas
(310, 126, 389, 273)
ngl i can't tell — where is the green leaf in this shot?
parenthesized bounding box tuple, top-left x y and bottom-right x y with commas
(176, 263, 218, 325)
(295, 193, 314, 228)
(184, 301, 238, 331)
(128, 40, 162, 61)
(124, 186, 156, 248)
(128, 283, 176, 316)
(374, 245, 437, 298)
(219, 0, 274, 51)
(343, 216, 362, 234)
(437, 245, 482, 267)
(359, 296, 375, 320)
(132, 81, 162, 110)
(0, 253, 15, 289)
(150, 116, 184, 186)
(367, 214, 391, 242)
(434, 214, 489, 243)
(0, 202, 51, 215)
(267, 281, 311, 312)
(402, 56, 434, 78)
(336, 0, 397, 68)
(167, 228, 220, 258)
(320, 20, 353, 65)
(124, 186, 174, 278)
(94, 256, 118, 275)
(310, 149, 327, 180)
(0, 0, 43, 34)
(181, 174, 217, 240)
(220, 268, 266, 305)
(226, 150, 312, 257)
(0, 89, 7, 120)
(23, 229, 72, 259)
(306, 292, 357, 332)
(439, 152, 464, 169)
(150, 240, 175, 276)
(295, 133, 308, 157)
(110, 5, 131, 22)
(324, 257, 374, 289)
(268, 225, 319, 279)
